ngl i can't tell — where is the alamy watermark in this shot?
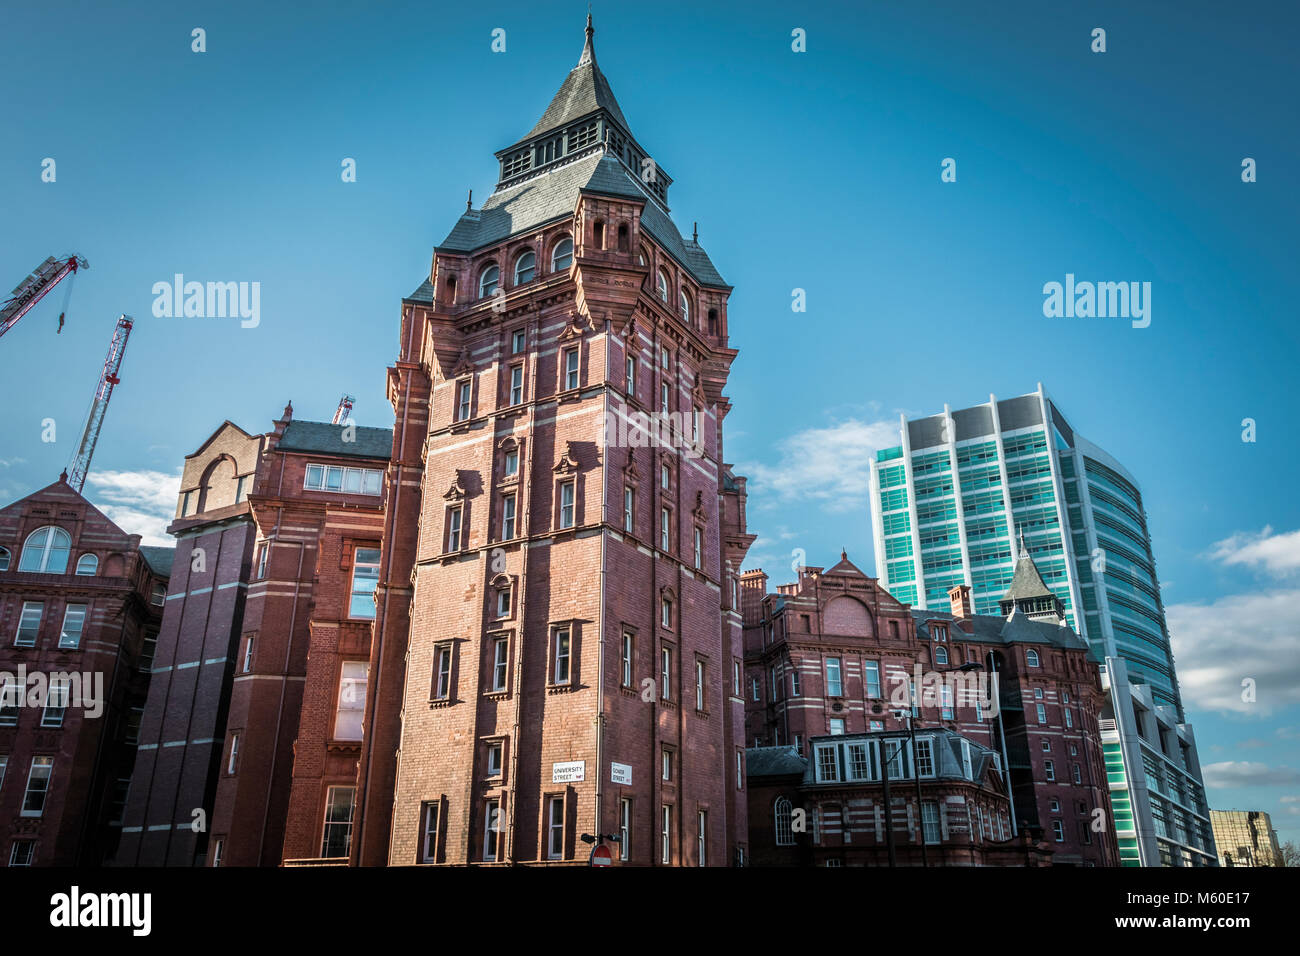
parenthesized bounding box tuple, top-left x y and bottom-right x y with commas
(1042, 273, 1150, 328)
(152, 274, 260, 328)
(0, 665, 104, 719)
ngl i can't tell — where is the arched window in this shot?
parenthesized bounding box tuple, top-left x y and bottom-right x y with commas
(0, 547, 10, 571)
(593, 220, 605, 250)
(551, 237, 573, 272)
(445, 274, 457, 303)
(657, 269, 669, 303)
(935, 645, 948, 665)
(707, 308, 718, 336)
(19, 526, 71, 574)
(75, 554, 98, 576)
(514, 250, 536, 285)
(1027, 648, 1040, 667)
(679, 290, 691, 325)
(774, 797, 794, 846)
(479, 264, 499, 298)
(617, 223, 629, 252)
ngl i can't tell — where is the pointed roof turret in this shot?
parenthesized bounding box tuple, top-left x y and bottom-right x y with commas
(999, 550, 1064, 623)
(524, 14, 630, 141)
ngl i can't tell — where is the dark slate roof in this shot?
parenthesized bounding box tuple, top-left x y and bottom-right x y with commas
(1002, 553, 1055, 602)
(406, 278, 434, 304)
(277, 420, 393, 461)
(524, 17, 630, 141)
(139, 545, 176, 579)
(911, 607, 1088, 651)
(745, 746, 808, 778)
(435, 153, 727, 288)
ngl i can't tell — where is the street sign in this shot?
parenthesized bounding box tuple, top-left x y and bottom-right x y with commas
(611, 762, 632, 785)
(591, 844, 613, 867)
(552, 760, 585, 783)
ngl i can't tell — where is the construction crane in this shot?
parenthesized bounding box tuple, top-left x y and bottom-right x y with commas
(0, 254, 88, 341)
(67, 315, 134, 493)
(332, 394, 355, 425)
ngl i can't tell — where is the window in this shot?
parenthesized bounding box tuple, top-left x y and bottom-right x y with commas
(502, 493, 517, 540)
(864, 660, 881, 698)
(504, 448, 519, 477)
(941, 684, 954, 720)
(243, 635, 255, 673)
(750, 677, 758, 701)
(256, 542, 269, 579)
(915, 737, 935, 776)
(433, 645, 452, 699)
(41, 678, 69, 728)
(60, 603, 87, 649)
(620, 799, 632, 860)
(495, 583, 512, 619)
(1034, 688, 1043, 699)
(321, 786, 356, 858)
(623, 486, 634, 533)
(9, 842, 34, 867)
(922, 801, 941, 844)
(514, 250, 535, 285)
(1072, 763, 1082, 785)
(736, 750, 744, 790)
(660, 382, 670, 415)
(1037, 703, 1047, 723)
(935, 645, 948, 665)
(691, 406, 700, 443)
(211, 839, 224, 867)
(1, 679, 18, 726)
(815, 743, 841, 782)
(457, 380, 472, 421)
(626, 355, 636, 397)
(661, 806, 672, 863)
(661, 596, 672, 629)
(512, 329, 526, 354)
(732, 660, 741, 696)
(553, 627, 571, 685)
(680, 290, 691, 325)
(349, 548, 381, 619)
(1065, 708, 1073, 729)
(75, 554, 98, 576)
(1052, 820, 1064, 843)
(304, 465, 383, 495)
(334, 661, 368, 740)
(483, 799, 500, 861)
(547, 796, 565, 860)
(509, 365, 524, 405)
(15, 601, 42, 647)
(1042, 739, 1051, 752)
(446, 506, 463, 551)
(829, 718, 845, 736)
(693, 527, 703, 570)
(697, 810, 707, 866)
(1045, 759, 1056, 782)
(558, 481, 575, 529)
(695, 659, 705, 711)
(19, 526, 71, 574)
(150, 582, 166, 606)
(621, 633, 633, 687)
(656, 269, 669, 302)
(22, 757, 53, 816)
(491, 636, 509, 692)
(660, 508, 671, 551)
(0, 547, 9, 571)
(774, 797, 794, 846)
(227, 733, 240, 774)
(661, 647, 672, 700)
(551, 237, 573, 272)
(790, 669, 801, 697)
(486, 740, 503, 778)
(421, 802, 439, 863)
(825, 657, 842, 697)
(479, 264, 499, 298)
(124, 707, 143, 745)
(1027, 649, 1040, 667)
(564, 347, 580, 390)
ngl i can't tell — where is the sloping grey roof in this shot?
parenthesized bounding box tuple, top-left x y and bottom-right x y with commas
(406, 278, 434, 304)
(745, 746, 808, 778)
(1003, 554, 1055, 602)
(825, 551, 868, 577)
(435, 153, 727, 289)
(277, 420, 393, 461)
(911, 607, 1088, 651)
(524, 21, 630, 141)
(139, 545, 176, 579)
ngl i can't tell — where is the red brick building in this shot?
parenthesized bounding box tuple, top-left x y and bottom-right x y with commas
(0, 476, 170, 866)
(360, 15, 751, 866)
(207, 405, 391, 866)
(117, 419, 266, 866)
(742, 551, 1117, 865)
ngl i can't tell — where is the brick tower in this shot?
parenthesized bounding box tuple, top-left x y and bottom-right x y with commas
(359, 15, 752, 865)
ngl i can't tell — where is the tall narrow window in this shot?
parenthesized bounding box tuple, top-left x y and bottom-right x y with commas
(626, 355, 636, 397)
(661, 508, 671, 551)
(691, 406, 700, 443)
(661, 596, 672, 629)
(321, 786, 356, 858)
(514, 250, 535, 285)
(774, 798, 794, 846)
(697, 810, 707, 866)
(551, 237, 573, 272)
(620, 798, 632, 860)
(243, 635, 255, 673)
(864, 660, 881, 698)
(553, 627, 571, 685)
(15, 601, 43, 647)
(22, 757, 53, 817)
(661, 646, 672, 700)
(483, 799, 500, 861)
(227, 733, 240, 774)
(504, 448, 519, 477)
(564, 348, 580, 390)
(479, 264, 499, 298)
(693, 527, 703, 569)
(922, 801, 941, 845)
(457, 381, 472, 421)
(510, 365, 524, 405)
(502, 493, 517, 540)
(623, 486, 634, 533)
(695, 659, 705, 711)
(512, 329, 526, 354)
(660, 382, 670, 415)
(547, 796, 565, 860)
(421, 802, 439, 863)
(657, 270, 669, 303)
(256, 542, 269, 579)
(559, 481, 575, 529)
(486, 740, 503, 777)
(680, 291, 691, 326)
(333, 661, 368, 741)
(433, 645, 452, 699)
(349, 548, 381, 619)
(661, 806, 672, 864)
(41, 677, 69, 728)
(825, 657, 843, 697)
(52, 607, 81, 654)
(621, 632, 633, 687)
(492, 637, 509, 692)
(445, 507, 463, 552)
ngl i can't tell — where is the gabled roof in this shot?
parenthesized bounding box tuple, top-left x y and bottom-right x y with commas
(276, 420, 393, 461)
(911, 607, 1089, 651)
(825, 550, 868, 577)
(524, 15, 630, 141)
(1002, 552, 1056, 602)
(140, 545, 176, 579)
(744, 746, 808, 779)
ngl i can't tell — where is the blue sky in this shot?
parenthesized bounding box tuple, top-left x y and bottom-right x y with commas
(1, 1, 1297, 845)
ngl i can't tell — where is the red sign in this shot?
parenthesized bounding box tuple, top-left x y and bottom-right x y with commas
(591, 844, 613, 866)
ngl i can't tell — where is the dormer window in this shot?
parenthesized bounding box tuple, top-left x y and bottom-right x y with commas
(479, 264, 499, 298)
(552, 238, 573, 271)
(514, 251, 536, 285)
(656, 269, 669, 303)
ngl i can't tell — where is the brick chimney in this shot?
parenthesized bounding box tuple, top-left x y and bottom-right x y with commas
(948, 584, 974, 619)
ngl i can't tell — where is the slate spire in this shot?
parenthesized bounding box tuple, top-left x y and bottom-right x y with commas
(524, 13, 631, 141)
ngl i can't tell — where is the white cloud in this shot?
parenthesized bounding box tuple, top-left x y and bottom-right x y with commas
(1201, 761, 1300, 788)
(1209, 526, 1300, 575)
(742, 418, 898, 512)
(1168, 589, 1300, 717)
(84, 469, 182, 547)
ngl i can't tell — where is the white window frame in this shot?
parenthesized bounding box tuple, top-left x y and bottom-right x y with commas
(502, 493, 517, 541)
(21, 756, 53, 817)
(547, 795, 565, 860)
(491, 636, 509, 691)
(479, 264, 499, 298)
(553, 627, 571, 685)
(14, 601, 43, 647)
(825, 657, 843, 697)
(558, 481, 575, 529)
(514, 250, 536, 285)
